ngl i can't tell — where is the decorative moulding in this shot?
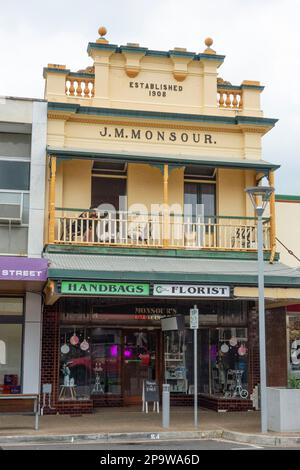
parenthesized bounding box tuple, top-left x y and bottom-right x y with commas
(121, 48, 148, 79)
(169, 52, 194, 82)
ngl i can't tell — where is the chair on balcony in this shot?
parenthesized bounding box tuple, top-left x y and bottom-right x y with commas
(231, 226, 257, 249)
(60, 210, 98, 243)
(127, 220, 148, 244)
(96, 213, 120, 243)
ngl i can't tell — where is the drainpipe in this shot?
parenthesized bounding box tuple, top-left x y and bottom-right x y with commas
(163, 164, 169, 247)
(48, 156, 57, 244)
(269, 171, 276, 264)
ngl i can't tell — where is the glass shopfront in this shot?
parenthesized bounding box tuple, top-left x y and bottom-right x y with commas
(287, 314, 300, 380)
(163, 300, 249, 400)
(59, 327, 122, 401)
(0, 297, 24, 394)
(58, 298, 250, 404)
(163, 327, 248, 399)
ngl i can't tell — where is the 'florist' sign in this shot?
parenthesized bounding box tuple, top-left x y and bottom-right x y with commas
(153, 284, 230, 297)
(61, 281, 150, 296)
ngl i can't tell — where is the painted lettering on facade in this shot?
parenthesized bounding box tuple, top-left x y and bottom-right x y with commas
(99, 126, 217, 145)
(129, 81, 184, 98)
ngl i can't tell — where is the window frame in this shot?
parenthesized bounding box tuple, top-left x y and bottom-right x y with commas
(0, 296, 25, 393)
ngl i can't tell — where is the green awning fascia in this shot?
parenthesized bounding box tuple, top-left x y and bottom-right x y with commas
(47, 147, 280, 172)
(45, 244, 277, 261)
(48, 268, 300, 287)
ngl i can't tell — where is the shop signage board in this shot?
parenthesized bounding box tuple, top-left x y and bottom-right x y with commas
(190, 307, 199, 330)
(0, 257, 48, 281)
(144, 381, 160, 403)
(61, 281, 150, 296)
(153, 284, 230, 297)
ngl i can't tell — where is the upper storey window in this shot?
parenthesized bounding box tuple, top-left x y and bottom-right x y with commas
(184, 166, 216, 220)
(0, 133, 31, 159)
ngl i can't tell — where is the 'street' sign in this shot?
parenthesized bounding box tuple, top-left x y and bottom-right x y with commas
(153, 284, 230, 297)
(61, 281, 150, 296)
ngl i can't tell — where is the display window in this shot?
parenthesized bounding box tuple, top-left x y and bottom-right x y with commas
(210, 328, 248, 399)
(0, 297, 24, 395)
(163, 327, 249, 399)
(59, 327, 121, 401)
(287, 315, 300, 380)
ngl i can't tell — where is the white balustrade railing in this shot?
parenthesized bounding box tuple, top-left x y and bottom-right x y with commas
(53, 210, 270, 251)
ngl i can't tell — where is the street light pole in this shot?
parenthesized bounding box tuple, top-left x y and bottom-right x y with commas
(257, 206, 268, 433)
(245, 185, 274, 434)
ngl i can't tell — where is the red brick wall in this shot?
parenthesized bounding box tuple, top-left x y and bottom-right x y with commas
(248, 307, 260, 393)
(266, 307, 288, 387)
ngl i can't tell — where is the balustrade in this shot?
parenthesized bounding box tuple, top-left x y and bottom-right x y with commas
(52, 209, 270, 252)
(65, 76, 95, 98)
(217, 88, 243, 109)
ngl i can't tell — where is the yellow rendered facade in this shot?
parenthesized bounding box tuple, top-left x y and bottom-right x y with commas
(276, 198, 300, 267)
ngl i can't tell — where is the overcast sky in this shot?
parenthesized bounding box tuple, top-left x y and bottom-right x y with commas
(0, 0, 299, 194)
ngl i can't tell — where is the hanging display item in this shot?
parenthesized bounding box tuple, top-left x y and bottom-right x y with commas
(70, 329, 79, 346)
(229, 337, 238, 347)
(221, 343, 229, 353)
(80, 339, 90, 351)
(61, 335, 70, 355)
(238, 344, 247, 356)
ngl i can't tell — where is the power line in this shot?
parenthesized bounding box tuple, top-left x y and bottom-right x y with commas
(276, 237, 300, 263)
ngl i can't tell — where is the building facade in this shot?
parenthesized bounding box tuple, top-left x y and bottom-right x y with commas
(40, 28, 300, 415)
(0, 97, 48, 396)
(275, 195, 300, 386)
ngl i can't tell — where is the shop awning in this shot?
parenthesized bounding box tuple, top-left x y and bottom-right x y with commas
(0, 257, 48, 293)
(47, 147, 280, 172)
(44, 253, 300, 288)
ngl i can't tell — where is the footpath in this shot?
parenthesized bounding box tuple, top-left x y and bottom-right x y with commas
(1, 407, 300, 447)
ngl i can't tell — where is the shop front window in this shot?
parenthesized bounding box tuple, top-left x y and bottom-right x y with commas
(210, 328, 248, 399)
(60, 327, 91, 401)
(90, 329, 121, 395)
(164, 330, 191, 394)
(59, 327, 121, 401)
(0, 298, 23, 395)
(288, 316, 300, 380)
(123, 330, 157, 400)
(163, 326, 249, 399)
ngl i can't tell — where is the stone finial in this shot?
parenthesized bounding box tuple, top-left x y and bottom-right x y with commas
(203, 37, 216, 54)
(97, 26, 109, 44)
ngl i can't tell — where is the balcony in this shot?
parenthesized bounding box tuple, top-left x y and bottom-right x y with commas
(51, 209, 271, 252)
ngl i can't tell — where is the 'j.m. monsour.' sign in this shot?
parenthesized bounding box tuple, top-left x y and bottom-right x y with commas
(61, 281, 150, 296)
(99, 127, 217, 145)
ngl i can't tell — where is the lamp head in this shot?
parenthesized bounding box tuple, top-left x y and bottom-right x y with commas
(245, 186, 274, 214)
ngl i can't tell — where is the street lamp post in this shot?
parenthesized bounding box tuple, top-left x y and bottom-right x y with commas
(245, 185, 274, 434)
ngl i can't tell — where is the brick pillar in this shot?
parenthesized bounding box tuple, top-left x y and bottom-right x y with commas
(41, 305, 60, 414)
(248, 306, 260, 393)
(266, 307, 287, 387)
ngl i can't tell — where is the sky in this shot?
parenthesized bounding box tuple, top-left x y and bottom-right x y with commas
(0, 0, 299, 194)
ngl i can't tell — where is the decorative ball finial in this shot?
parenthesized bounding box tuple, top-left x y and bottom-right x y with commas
(205, 37, 213, 48)
(98, 26, 107, 38)
(203, 37, 216, 54)
(97, 26, 109, 44)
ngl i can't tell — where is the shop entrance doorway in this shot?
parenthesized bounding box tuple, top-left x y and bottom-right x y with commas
(123, 330, 158, 405)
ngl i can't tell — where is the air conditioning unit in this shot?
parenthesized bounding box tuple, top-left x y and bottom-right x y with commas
(0, 202, 22, 224)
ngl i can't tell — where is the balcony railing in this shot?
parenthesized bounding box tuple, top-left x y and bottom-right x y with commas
(51, 209, 270, 251)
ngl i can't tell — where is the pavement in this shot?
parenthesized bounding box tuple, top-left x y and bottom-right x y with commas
(0, 439, 267, 451)
(1, 407, 300, 448)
